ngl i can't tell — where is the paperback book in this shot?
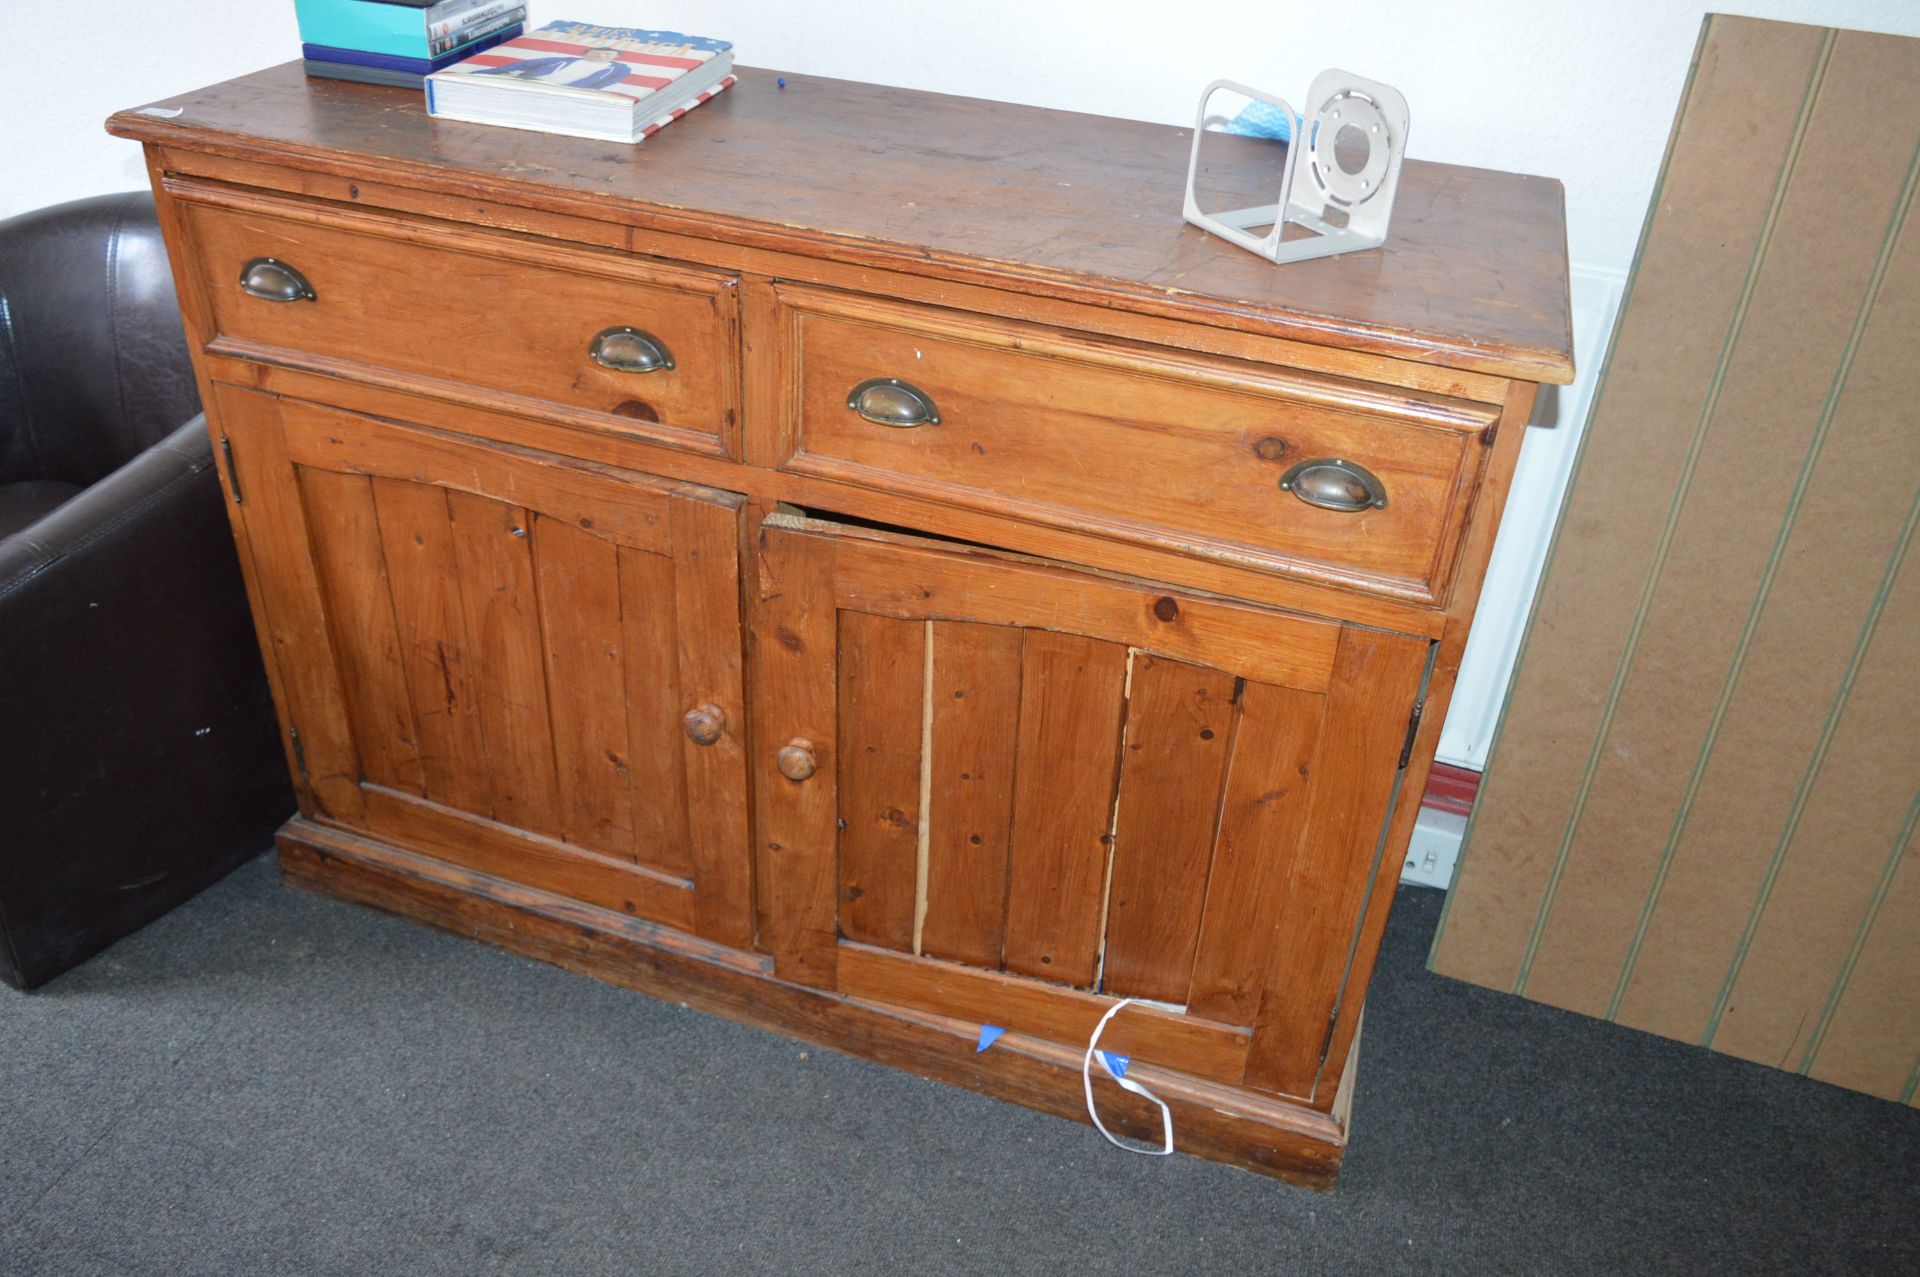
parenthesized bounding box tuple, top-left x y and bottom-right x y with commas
(303, 12, 523, 83)
(426, 21, 736, 143)
(294, 0, 524, 60)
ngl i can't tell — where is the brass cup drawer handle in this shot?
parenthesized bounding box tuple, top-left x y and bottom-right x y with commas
(847, 377, 940, 427)
(1278, 457, 1389, 512)
(239, 257, 316, 303)
(591, 326, 675, 373)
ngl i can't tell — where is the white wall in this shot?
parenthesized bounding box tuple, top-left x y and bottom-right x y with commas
(10, 1, 1920, 269)
(7, 0, 1918, 777)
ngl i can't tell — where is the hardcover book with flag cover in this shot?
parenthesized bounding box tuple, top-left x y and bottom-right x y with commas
(426, 21, 736, 142)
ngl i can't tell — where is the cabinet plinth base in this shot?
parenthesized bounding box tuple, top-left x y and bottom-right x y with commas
(277, 818, 1350, 1189)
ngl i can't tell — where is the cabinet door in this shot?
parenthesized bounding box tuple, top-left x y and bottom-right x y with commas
(750, 514, 1430, 1102)
(216, 386, 753, 948)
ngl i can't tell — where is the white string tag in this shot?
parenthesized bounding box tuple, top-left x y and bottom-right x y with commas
(1082, 997, 1174, 1156)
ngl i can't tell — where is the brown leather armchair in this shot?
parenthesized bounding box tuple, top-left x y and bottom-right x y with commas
(0, 192, 293, 989)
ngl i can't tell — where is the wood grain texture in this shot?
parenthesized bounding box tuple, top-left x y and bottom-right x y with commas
(219, 357, 1455, 640)
(823, 528, 1341, 694)
(280, 825, 1351, 1187)
(177, 188, 738, 455)
(533, 515, 634, 858)
(164, 144, 1527, 406)
(669, 489, 756, 950)
(372, 478, 494, 817)
(834, 610, 926, 951)
(278, 401, 674, 555)
(1185, 682, 1329, 1024)
(114, 64, 1573, 383)
(1001, 631, 1129, 987)
(1100, 655, 1238, 1002)
(130, 49, 1573, 1176)
(1314, 383, 1539, 1108)
(358, 786, 693, 931)
(297, 467, 426, 797)
(838, 943, 1249, 1085)
(919, 620, 1024, 969)
(779, 286, 1484, 603)
(210, 385, 366, 823)
(446, 489, 563, 838)
(614, 546, 693, 875)
(1243, 627, 1430, 1097)
(748, 517, 841, 987)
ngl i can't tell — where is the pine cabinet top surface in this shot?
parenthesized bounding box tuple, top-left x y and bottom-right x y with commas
(111, 63, 1574, 385)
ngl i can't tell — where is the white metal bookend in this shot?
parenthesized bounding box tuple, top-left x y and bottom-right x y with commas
(1182, 70, 1411, 265)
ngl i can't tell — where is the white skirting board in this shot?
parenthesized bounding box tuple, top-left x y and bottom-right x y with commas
(1404, 264, 1624, 887)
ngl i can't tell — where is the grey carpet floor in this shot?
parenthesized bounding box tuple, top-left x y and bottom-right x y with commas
(2, 853, 1915, 1276)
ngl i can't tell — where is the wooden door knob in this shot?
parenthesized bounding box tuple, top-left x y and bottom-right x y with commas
(775, 739, 818, 782)
(681, 702, 725, 746)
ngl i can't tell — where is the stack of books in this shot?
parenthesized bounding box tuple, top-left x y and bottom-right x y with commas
(296, 0, 527, 89)
(426, 21, 736, 144)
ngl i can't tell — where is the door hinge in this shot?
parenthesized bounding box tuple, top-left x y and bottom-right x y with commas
(1318, 1009, 1341, 1065)
(289, 724, 308, 779)
(220, 435, 243, 504)
(1397, 698, 1426, 770)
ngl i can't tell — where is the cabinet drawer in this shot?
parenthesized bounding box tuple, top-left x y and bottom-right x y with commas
(769, 286, 1499, 603)
(179, 193, 739, 456)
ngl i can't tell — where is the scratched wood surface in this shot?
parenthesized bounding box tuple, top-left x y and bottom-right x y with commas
(240, 396, 754, 933)
(767, 518, 1428, 1099)
(112, 63, 1573, 383)
(128, 52, 1574, 1179)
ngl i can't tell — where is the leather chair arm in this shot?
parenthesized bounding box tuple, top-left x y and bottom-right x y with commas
(0, 416, 218, 601)
(0, 412, 292, 987)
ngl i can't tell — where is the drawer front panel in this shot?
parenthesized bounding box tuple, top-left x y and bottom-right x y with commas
(772, 287, 1494, 603)
(181, 195, 740, 455)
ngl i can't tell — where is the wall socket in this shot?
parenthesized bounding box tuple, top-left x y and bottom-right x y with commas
(1400, 805, 1467, 890)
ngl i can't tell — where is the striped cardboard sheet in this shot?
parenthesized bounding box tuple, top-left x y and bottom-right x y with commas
(1430, 14, 1920, 1105)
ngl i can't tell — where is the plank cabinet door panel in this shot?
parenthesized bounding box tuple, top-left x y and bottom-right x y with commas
(216, 384, 754, 948)
(749, 513, 1430, 1099)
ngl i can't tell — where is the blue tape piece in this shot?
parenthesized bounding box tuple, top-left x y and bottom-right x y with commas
(1223, 99, 1293, 142)
(976, 1025, 1006, 1053)
(1098, 1051, 1131, 1079)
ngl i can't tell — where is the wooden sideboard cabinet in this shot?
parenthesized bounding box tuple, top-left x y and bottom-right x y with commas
(110, 64, 1572, 1188)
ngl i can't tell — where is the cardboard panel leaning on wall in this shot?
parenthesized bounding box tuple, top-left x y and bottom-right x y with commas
(1430, 13, 1920, 1105)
